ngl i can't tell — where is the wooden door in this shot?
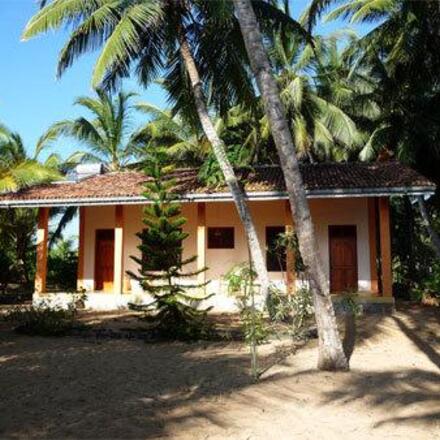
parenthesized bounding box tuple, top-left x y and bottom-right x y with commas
(329, 225, 358, 293)
(95, 229, 114, 292)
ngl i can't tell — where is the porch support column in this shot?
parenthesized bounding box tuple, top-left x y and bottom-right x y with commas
(197, 202, 207, 288)
(379, 197, 392, 296)
(35, 207, 49, 294)
(114, 205, 124, 295)
(77, 207, 86, 291)
(285, 200, 296, 294)
(368, 198, 379, 295)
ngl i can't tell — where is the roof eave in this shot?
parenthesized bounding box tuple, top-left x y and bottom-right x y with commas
(0, 186, 435, 208)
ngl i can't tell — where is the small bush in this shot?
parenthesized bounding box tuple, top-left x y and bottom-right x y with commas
(411, 261, 440, 304)
(268, 287, 314, 339)
(3, 303, 78, 336)
(224, 263, 269, 345)
(239, 307, 269, 345)
(133, 301, 215, 341)
(339, 293, 363, 317)
(0, 247, 18, 294)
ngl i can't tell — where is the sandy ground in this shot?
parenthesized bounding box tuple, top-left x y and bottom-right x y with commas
(0, 305, 439, 440)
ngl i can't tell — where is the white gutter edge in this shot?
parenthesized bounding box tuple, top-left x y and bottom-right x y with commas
(0, 186, 435, 208)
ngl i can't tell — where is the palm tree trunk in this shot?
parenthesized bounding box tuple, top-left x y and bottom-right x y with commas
(233, 0, 348, 370)
(417, 196, 440, 260)
(177, 25, 270, 304)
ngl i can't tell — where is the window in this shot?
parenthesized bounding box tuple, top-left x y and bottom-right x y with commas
(266, 226, 286, 272)
(208, 227, 235, 249)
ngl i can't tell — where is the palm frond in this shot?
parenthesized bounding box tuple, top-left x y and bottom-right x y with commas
(22, 0, 105, 40)
(92, 1, 164, 87)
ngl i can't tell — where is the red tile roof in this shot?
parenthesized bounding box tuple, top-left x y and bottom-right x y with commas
(0, 162, 435, 207)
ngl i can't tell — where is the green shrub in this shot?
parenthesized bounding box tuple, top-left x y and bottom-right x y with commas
(339, 293, 363, 317)
(0, 247, 17, 294)
(411, 261, 440, 302)
(3, 303, 78, 336)
(267, 287, 314, 339)
(224, 263, 269, 345)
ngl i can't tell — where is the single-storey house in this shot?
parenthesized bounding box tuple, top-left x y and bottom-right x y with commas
(0, 161, 435, 311)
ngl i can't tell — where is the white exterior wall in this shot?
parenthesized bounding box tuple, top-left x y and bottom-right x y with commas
(73, 197, 371, 312)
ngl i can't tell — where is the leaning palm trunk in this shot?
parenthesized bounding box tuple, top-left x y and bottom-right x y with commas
(233, 0, 348, 370)
(177, 26, 270, 304)
(417, 196, 440, 260)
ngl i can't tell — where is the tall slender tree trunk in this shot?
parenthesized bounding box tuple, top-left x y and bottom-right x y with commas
(417, 196, 440, 260)
(177, 25, 270, 303)
(233, 0, 348, 370)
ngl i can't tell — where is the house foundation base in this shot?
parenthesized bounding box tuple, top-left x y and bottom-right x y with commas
(34, 291, 395, 314)
(332, 294, 395, 315)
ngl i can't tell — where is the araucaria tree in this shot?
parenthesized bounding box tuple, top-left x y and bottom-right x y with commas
(233, 0, 348, 370)
(128, 151, 212, 341)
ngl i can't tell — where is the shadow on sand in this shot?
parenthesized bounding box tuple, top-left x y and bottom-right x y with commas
(0, 304, 438, 438)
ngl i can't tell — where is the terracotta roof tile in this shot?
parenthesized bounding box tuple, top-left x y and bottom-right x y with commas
(0, 161, 435, 206)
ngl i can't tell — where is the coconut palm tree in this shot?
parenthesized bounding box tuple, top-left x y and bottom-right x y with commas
(135, 102, 267, 168)
(22, 0, 303, 303)
(0, 124, 61, 193)
(134, 103, 210, 166)
(268, 30, 364, 162)
(305, 0, 440, 163)
(51, 90, 140, 171)
(233, 0, 348, 370)
(0, 123, 68, 283)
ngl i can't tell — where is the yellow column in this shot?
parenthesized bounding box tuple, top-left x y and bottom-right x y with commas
(35, 207, 49, 294)
(285, 200, 296, 294)
(197, 202, 206, 287)
(114, 205, 124, 294)
(379, 197, 392, 296)
(368, 198, 379, 295)
(77, 207, 86, 291)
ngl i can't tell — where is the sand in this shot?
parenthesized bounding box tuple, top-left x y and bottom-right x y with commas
(0, 305, 439, 439)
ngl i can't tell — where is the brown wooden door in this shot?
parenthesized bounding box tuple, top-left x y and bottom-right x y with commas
(329, 225, 358, 293)
(95, 229, 114, 292)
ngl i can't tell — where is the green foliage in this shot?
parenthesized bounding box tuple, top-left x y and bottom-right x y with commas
(273, 229, 307, 274)
(339, 293, 363, 317)
(135, 103, 210, 167)
(50, 90, 141, 171)
(392, 197, 440, 302)
(239, 307, 269, 347)
(47, 238, 78, 291)
(3, 302, 78, 336)
(224, 263, 269, 345)
(128, 150, 213, 341)
(0, 122, 79, 288)
(410, 261, 440, 303)
(224, 262, 269, 380)
(289, 288, 315, 336)
(0, 247, 17, 294)
(198, 146, 254, 188)
(0, 208, 37, 287)
(268, 287, 315, 339)
(0, 123, 62, 193)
